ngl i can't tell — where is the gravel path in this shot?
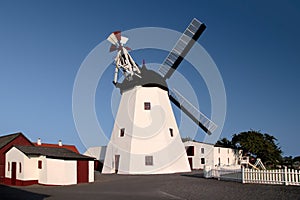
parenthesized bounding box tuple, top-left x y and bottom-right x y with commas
(1, 172, 299, 200)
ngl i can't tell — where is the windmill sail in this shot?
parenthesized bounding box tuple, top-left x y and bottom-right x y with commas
(107, 31, 141, 84)
(169, 89, 217, 135)
(159, 18, 206, 80)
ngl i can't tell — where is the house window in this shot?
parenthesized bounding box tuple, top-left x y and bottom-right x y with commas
(38, 160, 42, 169)
(201, 148, 204, 154)
(120, 128, 125, 137)
(218, 148, 220, 154)
(7, 162, 10, 171)
(169, 128, 173, 137)
(186, 146, 194, 156)
(218, 157, 221, 165)
(228, 158, 230, 165)
(144, 102, 151, 110)
(145, 156, 153, 166)
(201, 158, 205, 164)
(19, 162, 22, 173)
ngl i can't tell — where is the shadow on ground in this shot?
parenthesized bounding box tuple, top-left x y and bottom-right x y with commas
(0, 184, 50, 200)
(181, 171, 204, 179)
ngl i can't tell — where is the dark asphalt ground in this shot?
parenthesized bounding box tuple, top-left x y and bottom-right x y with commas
(1, 172, 299, 200)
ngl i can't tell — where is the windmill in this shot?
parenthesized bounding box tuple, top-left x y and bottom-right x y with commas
(102, 18, 217, 174)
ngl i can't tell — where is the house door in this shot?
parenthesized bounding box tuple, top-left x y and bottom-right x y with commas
(77, 160, 88, 183)
(11, 162, 17, 185)
(188, 158, 193, 170)
(115, 155, 120, 173)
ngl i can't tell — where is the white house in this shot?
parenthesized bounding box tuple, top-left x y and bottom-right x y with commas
(5, 146, 94, 186)
(213, 146, 242, 167)
(184, 141, 242, 170)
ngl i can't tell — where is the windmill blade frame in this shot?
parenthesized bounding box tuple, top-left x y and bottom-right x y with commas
(158, 18, 206, 80)
(169, 88, 217, 135)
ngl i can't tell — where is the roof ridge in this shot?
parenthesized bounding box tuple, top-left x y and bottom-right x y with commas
(0, 132, 27, 149)
(0, 132, 22, 139)
(32, 142, 76, 146)
(13, 145, 94, 160)
(15, 145, 75, 151)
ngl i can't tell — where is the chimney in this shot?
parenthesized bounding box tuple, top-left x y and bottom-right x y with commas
(37, 138, 42, 145)
(58, 140, 62, 146)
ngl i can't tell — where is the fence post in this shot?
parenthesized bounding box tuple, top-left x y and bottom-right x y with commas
(284, 166, 288, 186)
(296, 169, 298, 185)
(291, 169, 295, 184)
(242, 166, 245, 183)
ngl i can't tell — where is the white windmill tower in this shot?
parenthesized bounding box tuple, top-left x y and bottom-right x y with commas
(102, 19, 217, 174)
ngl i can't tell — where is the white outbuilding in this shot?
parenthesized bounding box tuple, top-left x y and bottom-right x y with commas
(5, 146, 94, 186)
(184, 141, 242, 169)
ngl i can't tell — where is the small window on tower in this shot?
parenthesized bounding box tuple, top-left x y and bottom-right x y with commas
(38, 160, 42, 169)
(201, 158, 205, 164)
(120, 128, 125, 137)
(201, 148, 204, 154)
(169, 128, 173, 137)
(19, 162, 22, 173)
(8, 162, 10, 171)
(144, 102, 151, 110)
(145, 156, 153, 166)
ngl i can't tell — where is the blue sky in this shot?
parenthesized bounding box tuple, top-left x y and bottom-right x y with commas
(0, 1, 299, 156)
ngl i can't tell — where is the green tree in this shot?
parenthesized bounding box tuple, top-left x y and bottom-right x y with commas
(215, 137, 235, 148)
(282, 156, 293, 168)
(293, 156, 300, 162)
(232, 130, 282, 165)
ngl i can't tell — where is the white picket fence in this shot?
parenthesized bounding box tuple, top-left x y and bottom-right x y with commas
(204, 165, 242, 182)
(242, 167, 300, 186)
(204, 165, 300, 186)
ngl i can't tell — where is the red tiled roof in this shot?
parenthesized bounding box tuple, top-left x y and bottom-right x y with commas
(33, 143, 79, 153)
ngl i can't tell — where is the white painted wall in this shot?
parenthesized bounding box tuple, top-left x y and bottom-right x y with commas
(5, 147, 40, 182)
(24, 156, 40, 181)
(39, 158, 77, 185)
(88, 160, 94, 182)
(6, 147, 25, 180)
(213, 147, 242, 167)
(184, 141, 214, 169)
(103, 86, 191, 174)
(38, 156, 47, 184)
